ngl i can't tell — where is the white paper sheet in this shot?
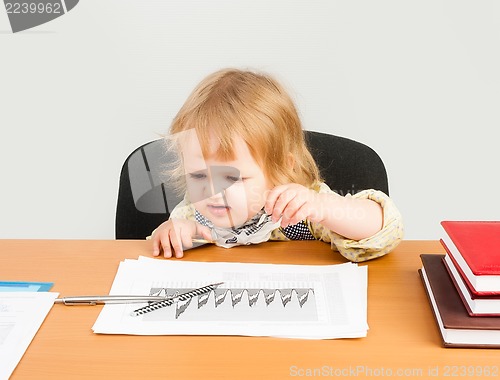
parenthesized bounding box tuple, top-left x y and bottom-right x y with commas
(92, 257, 367, 339)
(0, 292, 58, 380)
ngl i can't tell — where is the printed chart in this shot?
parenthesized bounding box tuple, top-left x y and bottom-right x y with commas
(144, 284, 317, 321)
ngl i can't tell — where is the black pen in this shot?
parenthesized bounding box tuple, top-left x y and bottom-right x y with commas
(130, 282, 223, 317)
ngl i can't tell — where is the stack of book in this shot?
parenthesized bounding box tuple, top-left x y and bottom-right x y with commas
(419, 221, 500, 348)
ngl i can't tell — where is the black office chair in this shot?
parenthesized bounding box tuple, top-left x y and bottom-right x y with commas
(115, 131, 389, 239)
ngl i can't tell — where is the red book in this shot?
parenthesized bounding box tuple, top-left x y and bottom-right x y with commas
(443, 255, 500, 316)
(441, 221, 500, 293)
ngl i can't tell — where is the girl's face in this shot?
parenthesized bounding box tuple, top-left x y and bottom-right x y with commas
(181, 131, 272, 228)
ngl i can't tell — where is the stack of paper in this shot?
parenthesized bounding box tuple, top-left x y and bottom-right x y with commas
(93, 257, 367, 339)
(0, 292, 58, 380)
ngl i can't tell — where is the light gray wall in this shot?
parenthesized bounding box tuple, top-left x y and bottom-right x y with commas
(1, 1, 499, 240)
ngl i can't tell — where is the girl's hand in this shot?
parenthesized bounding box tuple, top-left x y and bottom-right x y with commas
(265, 183, 383, 240)
(151, 219, 212, 258)
(264, 184, 323, 228)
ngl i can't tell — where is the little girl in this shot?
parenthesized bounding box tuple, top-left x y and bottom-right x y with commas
(151, 69, 403, 262)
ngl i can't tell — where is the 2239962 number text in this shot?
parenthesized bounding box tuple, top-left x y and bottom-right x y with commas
(443, 365, 499, 377)
(5, 2, 62, 14)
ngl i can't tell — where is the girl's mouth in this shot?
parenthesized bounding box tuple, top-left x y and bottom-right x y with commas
(207, 204, 231, 217)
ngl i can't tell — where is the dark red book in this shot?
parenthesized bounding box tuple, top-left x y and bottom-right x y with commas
(441, 221, 500, 293)
(443, 255, 500, 316)
(419, 254, 500, 348)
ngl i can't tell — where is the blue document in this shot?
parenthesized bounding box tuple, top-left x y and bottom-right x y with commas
(0, 281, 53, 292)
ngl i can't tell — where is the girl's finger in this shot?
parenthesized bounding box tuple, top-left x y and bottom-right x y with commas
(270, 189, 298, 222)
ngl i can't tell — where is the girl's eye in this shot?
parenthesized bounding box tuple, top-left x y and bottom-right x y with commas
(189, 172, 207, 180)
(226, 175, 243, 182)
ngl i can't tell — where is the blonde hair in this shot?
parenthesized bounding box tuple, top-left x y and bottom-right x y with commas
(166, 68, 321, 193)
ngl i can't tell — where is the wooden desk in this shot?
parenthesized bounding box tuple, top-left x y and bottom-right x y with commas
(1, 240, 498, 379)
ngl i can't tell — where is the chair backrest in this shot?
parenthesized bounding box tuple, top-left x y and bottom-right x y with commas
(115, 131, 388, 239)
(304, 131, 389, 197)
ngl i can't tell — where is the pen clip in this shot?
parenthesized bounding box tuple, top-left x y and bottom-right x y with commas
(61, 300, 98, 306)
